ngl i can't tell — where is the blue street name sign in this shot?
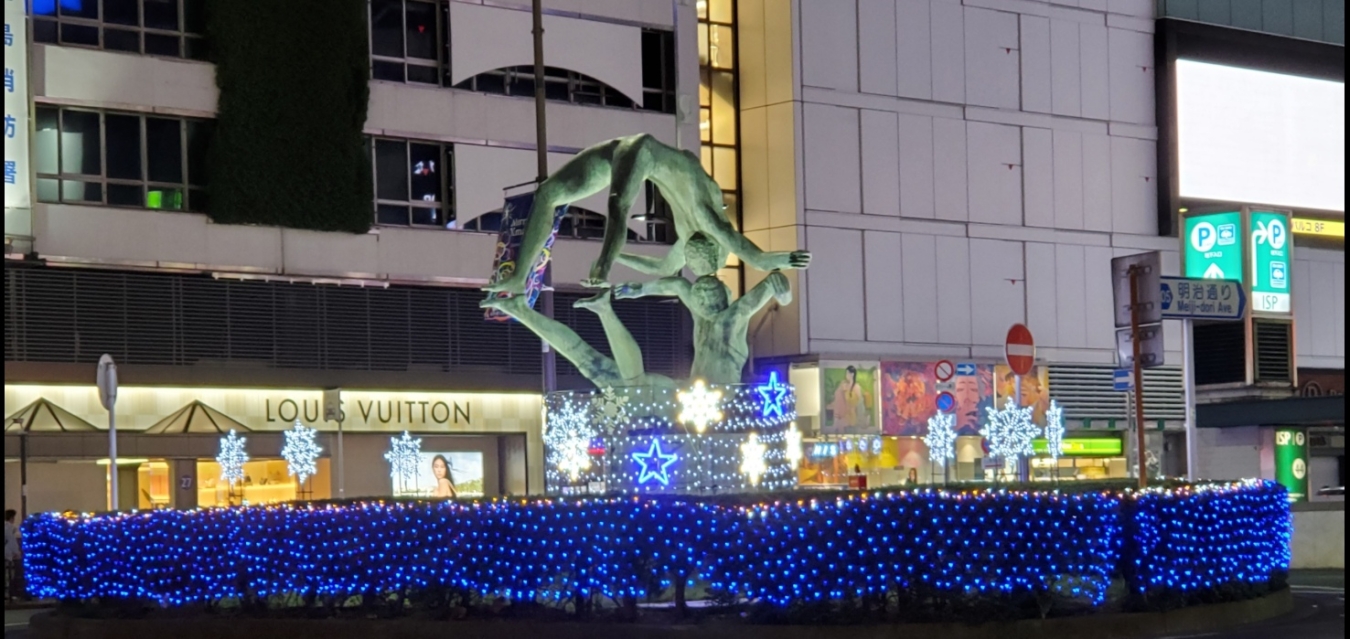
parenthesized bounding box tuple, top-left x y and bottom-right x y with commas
(1159, 277, 1246, 321)
(1113, 369, 1133, 392)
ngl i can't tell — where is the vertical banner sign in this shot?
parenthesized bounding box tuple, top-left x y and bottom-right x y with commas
(484, 191, 568, 322)
(1274, 428, 1309, 503)
(1183, 211, 1242, 281)
(1249, 210, 1292, 314)
(4, 0, 32, 238)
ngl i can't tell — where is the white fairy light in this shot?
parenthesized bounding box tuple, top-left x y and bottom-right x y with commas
(1045, 399, 1066, 461)
(923, 412, 958, 466)
(678, 379, 723, 433)
(384, 431, 422, 492)
(216, 429, 249, 487)
(281, 421, 322, 485)
(740, 432, 768, 486)
(545, 397, 595, 483)
(784, 421, 804, 467)
(981, 397, 1039, 463)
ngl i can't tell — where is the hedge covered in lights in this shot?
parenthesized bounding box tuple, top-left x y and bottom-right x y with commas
(21, 481, 1290, 619)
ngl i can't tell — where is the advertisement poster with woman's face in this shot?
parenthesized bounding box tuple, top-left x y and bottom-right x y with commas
(994, 364, 1051, 423)
(882, 362, 993, 436)
(821, 363, 879, 435)
(391, 452, 485, 499)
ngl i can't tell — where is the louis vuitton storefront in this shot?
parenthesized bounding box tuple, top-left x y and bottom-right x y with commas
(4, 385, 543, 517)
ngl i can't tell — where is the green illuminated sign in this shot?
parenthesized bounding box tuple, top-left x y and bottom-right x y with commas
(1250, 211, 1292, 314)
(1274, 428, 1309, 503)
(1032, 438, 1123, 456)
(1184, 212, 1243, 282)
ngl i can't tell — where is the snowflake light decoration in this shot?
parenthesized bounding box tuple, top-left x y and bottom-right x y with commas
(923, 412, 958, 466)
(784, 421, 804, 467)
(281, 421, 322, 485)
(216, 429, 249, 487)
(678, 379, 723, 433)
(384, 431, 423, 490)
(1044, 399, 1066, 461)
(546, 397, 595, 482)
(740, 432, 768, 486)
(590, 387, 630, 433)
(980, 397, 1039, 462)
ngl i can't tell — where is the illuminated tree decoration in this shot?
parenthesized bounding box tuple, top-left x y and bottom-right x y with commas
(1044, 399, 1066, 461)
(923, 412, 958, 465)
(632, 439, 678, 486)
(756, 371, 789, 419)
(740, 432, 768, 486)
(784, 421, 804, 467)
(384, 431, 423, 491)
(981, 397, 1039, 462)
(590, 386, 630, 432)
(546, 397, 595, 482)
(216, 429, 249, 487)
(280, 421, 321, 485)
(678, 379, 723, 433)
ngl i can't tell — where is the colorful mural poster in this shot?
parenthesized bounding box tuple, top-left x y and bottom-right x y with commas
(821, 363, 879, 435)
(994, 364, 1051, 424)
(881, 362, 993, 436)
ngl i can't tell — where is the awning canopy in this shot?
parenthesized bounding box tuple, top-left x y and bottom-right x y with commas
(144, 400, 251, 434)
(1197, 395, 1344, 429)
(5, 398, 102, 433)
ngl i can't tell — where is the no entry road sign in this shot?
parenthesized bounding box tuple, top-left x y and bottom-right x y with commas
(1005, 324, 1035, 376)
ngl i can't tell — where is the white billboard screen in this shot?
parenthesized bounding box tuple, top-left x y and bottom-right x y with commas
(1176, 60, 1345, 213)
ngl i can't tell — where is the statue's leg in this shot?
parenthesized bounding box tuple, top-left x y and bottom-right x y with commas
(586, 137, 650, 286)
(574, 293, 645, 381)
(485, 144, 614, 294)
(480, 296, 627, 387)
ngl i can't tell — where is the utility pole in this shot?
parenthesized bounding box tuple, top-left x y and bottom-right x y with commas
(1129, 265, 1148, 489)
(533, 0, 557, 395)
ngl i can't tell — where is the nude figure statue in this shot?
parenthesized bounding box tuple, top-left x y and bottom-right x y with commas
(614, 233, 792, 385)
(482, 133, 810, 296)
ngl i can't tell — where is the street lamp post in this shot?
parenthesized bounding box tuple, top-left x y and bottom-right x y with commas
(96, 354, 120, 510)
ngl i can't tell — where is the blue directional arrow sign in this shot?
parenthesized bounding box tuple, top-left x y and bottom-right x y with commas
(1113, 369, 1133, 392)
(1159, 277, 1245, 321)
(956, 363, 977, 377)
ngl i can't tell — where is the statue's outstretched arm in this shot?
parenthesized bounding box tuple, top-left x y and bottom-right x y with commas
(613, 277, 692, 304)
(730, 271, 792, 319)
(701, 216, 812, 273)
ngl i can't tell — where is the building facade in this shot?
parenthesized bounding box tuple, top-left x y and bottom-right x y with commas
(4, 0, 709, 514)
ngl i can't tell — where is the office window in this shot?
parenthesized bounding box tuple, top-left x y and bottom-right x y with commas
(33, 0, 208, 60)
(369, 0, 441, 84)
(33, 106, 210, 211)
(454, 65, 641, 110)
(640, 29, 677, 114)
(369, 137, 456, 228)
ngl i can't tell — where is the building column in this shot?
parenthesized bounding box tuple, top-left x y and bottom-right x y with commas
(170, 458, 198, 510)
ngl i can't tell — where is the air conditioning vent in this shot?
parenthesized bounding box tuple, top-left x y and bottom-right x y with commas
(1192, 320, 1247, 386)
(1252, 319, 1292, 384)
(1048, 365, 1184, 422)
(3, 265, 693, 383)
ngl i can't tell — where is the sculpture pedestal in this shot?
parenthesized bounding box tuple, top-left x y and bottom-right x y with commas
(543, 382, 798, 495)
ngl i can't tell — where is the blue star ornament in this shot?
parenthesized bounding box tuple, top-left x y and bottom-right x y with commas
(757, 371, 789, 419)
(632, 439, 678, 486)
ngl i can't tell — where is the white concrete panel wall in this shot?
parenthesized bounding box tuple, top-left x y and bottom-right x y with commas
(1293, 248, 1346, 369)
(448, 2, 644, 105)
(784, 0, 1170, 362)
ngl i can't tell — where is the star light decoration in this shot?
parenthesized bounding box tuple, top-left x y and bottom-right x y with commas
(1044, 399, 1066, 461)
(632, 439, 678, 486)
(784, 421, 804, 467)
(980, 398, 1039, 462)
(216, 429, 249, 487)
(545, 397, 595, 482)
(384, 431, 423, 492)
(756, 371, 789, 419)
(678, 379, 723, 433)
(280, 421, 322, 485)
(923, 412, 958, 466)
(740, 432, 768, 486)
